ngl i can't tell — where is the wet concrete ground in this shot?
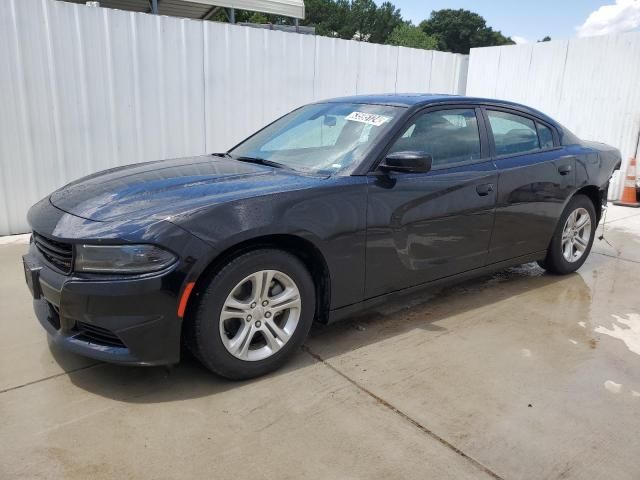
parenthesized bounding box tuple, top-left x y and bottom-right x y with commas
(1, 205, 639, 479)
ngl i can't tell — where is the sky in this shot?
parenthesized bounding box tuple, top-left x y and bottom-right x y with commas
(385, 0, 640, 43)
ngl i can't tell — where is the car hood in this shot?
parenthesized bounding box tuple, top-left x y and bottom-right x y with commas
(49, 155, 321, 222)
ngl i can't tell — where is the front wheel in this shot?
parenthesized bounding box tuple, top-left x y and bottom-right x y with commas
(538, 194, 596, 274)
(186, 249, 316, 379)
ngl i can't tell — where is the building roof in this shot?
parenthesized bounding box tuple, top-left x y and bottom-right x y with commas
(60, 0, 305, 20)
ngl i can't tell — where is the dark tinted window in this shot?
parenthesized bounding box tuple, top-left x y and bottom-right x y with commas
(537, 123, 554, 149)
(487, 110, 539, 156)
(389, 109, 481, 168)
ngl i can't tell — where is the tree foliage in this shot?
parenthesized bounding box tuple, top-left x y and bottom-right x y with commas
(420, 9, 514, 54)
(302, 0, 402, 42)
(303, 0, 352, 38)
(538, 36, 552, 42)
(387, 23, 438, 50)
(211, 2, 516, 53)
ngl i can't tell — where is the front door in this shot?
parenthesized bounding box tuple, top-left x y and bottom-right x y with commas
(365, 107, 498, 299)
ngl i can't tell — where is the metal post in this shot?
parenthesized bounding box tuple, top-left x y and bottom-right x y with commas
(202, 6, 221, 21)
(228, 8, 235, 24)
(151, 0, 158, 14)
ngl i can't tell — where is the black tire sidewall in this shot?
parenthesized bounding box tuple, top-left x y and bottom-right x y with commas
(193, 249, 316, 379)
(545, 195, 597, 274)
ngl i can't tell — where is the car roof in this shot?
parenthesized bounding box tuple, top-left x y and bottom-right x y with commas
(322, 93, 458, 107)
(320, 93, 555, 123)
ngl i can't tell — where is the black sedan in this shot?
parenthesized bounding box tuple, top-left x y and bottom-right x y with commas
(24, 94, 621, 379)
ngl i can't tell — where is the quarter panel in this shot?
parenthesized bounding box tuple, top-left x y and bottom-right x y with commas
(574, 143, 620, 190)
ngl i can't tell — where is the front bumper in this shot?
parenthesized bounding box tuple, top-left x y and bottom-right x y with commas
(24, 197, 218, 366)
(26, 243, 185, 365)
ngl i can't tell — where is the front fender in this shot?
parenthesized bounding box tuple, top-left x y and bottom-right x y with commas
(172, 177, 369, 309)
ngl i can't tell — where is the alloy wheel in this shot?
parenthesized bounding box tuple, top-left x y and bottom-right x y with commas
(561, 207, 592, 263)
(219, 270, 301, 361)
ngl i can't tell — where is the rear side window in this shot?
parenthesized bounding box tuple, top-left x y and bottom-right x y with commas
(487, 110, 539, 156)
(389, 108, 481, 168)
(537, 123, 555, 149)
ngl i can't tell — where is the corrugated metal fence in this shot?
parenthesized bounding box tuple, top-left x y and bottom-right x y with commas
(467, 32, 640, 198)
(9, 3, 638, 237)
(0, 0, 468, 235)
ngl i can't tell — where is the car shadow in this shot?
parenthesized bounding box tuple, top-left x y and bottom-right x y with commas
(58, 262, 589, 403)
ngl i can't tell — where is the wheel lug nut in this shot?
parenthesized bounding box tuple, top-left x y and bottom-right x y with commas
(262, 300, 268, 307)
(255, 320, 262, 327)
(246, 315, 252, 322)
(250, 302, 256, 308)
(265, 311, 272, 318)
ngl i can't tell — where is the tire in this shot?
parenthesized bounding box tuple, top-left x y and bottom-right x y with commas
(538, 194, 597, 275)
(186, 249, 316, 380)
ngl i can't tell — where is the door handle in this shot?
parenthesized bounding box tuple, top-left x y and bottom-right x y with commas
(558, 165, 572, 175)
(476, 183, 494, 196)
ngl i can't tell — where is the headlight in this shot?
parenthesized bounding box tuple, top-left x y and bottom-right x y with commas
(74, 244, 177, 273)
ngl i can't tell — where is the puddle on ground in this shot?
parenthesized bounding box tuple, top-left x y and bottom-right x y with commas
(604, 380, 622, 394)
(595, 313, 640, 356)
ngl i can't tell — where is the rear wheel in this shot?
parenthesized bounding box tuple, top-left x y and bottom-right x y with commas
(187, 249, 315, 379)
(538, 194, 596, 274)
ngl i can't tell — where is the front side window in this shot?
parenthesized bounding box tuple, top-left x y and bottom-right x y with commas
(487, 110, 540, 156)
(389, 108, 482, 169)
(230, 103, 403, 174)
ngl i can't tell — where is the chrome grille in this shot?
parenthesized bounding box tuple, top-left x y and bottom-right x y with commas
(33, 232, 73, 274)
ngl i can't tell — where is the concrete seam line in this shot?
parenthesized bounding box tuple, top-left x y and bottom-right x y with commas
(593, 251, 640, 265)
(301, 345, 505, 480)
(0, 362, 101, 395)
(599, 213, 640, 225)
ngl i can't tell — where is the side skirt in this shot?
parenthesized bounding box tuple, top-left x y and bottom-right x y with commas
(327, 250, 547, 324)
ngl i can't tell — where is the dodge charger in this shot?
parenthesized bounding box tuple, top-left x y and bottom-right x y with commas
(24, 95, 621, 379)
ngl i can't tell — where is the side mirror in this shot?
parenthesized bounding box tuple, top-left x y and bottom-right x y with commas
(379, 151, 432, 174)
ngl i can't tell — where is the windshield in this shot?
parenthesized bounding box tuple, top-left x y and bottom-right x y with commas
(228, 103, 404, 174)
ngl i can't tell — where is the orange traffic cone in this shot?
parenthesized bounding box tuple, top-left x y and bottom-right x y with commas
(614, 158, 640, 208)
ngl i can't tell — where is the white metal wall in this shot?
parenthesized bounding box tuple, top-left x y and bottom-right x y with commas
(203, 24, 469, 151)
(467, 33, 640, 198)
(0, 0, 207, 235)
(0, 0, 468, 235)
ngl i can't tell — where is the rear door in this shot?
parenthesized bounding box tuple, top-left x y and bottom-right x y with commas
(365, 107, 498, 299)
(483, 108, 576, 263)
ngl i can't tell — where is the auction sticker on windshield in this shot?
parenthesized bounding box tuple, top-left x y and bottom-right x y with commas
(345, 111, 391, 126)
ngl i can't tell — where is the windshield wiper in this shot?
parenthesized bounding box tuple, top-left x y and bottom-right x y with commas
(231, 155, 293, 171)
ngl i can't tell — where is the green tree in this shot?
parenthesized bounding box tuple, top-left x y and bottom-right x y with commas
(387, 23, 438, 50)
(369, 1, 404, 44)
(301, 0, 401, 42)
(244, 12, 270, 24)
(207, 8, 288, 25)
(347, 0, 378, 40)
(302, 0, 352, 38)
(420, 9, 514, 54)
